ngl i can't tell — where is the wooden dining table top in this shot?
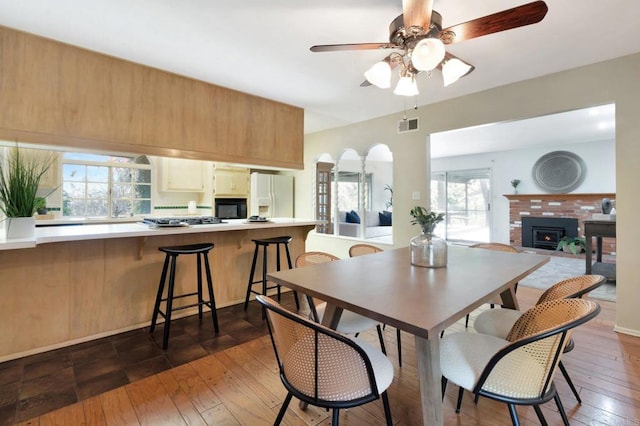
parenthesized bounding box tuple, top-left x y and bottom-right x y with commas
(267, 245, 550, 339)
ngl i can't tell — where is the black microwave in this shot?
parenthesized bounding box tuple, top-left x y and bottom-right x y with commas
(215, 198, 248, 219)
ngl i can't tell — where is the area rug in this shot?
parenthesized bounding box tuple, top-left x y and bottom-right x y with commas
(519, 255, 616, 302)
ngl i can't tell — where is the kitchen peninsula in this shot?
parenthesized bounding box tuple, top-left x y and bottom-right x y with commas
(0, 219, 316, 361)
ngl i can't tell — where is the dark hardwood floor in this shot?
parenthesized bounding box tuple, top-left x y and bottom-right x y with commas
(0, 298, 279, 425)
(1, 285, 638, 425)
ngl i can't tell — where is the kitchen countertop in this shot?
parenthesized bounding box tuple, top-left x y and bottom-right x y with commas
(0, 218, 318, 251)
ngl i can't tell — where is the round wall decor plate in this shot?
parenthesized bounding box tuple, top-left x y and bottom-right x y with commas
(532, 151, 586, 193)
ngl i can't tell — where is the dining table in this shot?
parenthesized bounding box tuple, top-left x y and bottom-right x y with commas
(267, 244, 549, 425)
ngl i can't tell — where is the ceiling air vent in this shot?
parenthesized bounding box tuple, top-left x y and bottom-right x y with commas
(398, 118, 419, 134)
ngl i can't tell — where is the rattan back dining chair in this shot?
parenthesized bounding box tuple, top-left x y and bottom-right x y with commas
(463, 243, 521, 327)
(257, 295, 393, 425)
(441, 298, 601, 426)
(473, 274, 605, 403)
(348, 243, 383, 257)
(294, 252, 387, 357)
(348, 243, 404, 367)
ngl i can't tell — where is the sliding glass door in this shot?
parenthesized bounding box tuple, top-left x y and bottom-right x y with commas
(431, 169, 491, 243)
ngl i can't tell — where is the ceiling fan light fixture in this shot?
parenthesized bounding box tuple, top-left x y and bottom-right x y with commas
(394, 75, 419, 97)
(442, 58, 473, 86)
(411, 38, 445, 71)
(364, 61, 392, 88)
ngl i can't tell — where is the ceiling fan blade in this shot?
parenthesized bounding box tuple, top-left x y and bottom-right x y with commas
(402, 0, 434, 31)
(310, 42, 399, 52)
(439, 1, 548, 44)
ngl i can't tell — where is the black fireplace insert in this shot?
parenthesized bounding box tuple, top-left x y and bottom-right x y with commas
(521, 217, 578, 250)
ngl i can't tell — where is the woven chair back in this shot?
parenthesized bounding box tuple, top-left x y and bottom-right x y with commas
(257, 295, 379, 405)
(295, 251, 339, 267)
(294, 251, 339, 322)
(469, 242, 520, 253)
(536, 274, 605, 304)
(349, 244, 383, 257)
(478, 299, 599, 399)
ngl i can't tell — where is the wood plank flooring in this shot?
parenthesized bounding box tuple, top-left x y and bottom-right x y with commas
(13, 287, 640, 425)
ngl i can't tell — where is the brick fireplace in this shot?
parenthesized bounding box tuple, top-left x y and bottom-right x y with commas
(505, 193, 616, 254)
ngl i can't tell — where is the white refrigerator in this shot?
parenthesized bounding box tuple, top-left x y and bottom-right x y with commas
(250, 173, 294, 218)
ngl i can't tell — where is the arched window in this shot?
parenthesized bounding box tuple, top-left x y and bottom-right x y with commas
(321, 145, 392, 242)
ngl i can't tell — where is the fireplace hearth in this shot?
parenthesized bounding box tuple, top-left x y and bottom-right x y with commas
(522, 217, 578, 250)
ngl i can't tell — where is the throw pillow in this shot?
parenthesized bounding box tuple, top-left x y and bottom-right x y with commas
(379, 211, 392, 226)
(346, 210, 361, 224)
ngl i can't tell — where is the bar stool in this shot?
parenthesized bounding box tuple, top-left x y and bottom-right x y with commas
(244, 236, 299, 312)
(150, 243, 219, 349)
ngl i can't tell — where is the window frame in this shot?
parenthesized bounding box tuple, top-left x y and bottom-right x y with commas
(61, 154, 152, 219)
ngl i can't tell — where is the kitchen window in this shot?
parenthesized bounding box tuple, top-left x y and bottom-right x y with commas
(62, 153, 152, 218)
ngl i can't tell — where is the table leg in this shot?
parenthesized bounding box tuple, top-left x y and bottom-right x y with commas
(415, 335, 443, 426)
(320, 304, 343, 329)
(586, 236, 593, 274)
(499, 286, 519, 310)
(596, 236, 603, 263)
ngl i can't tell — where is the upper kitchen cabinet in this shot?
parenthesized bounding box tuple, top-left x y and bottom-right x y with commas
(142, 70, 217, 153)
(0, 26, 144, 146)
(0, 25, 303, 169)
(213, 89, 303, 168)
(213, 164, 249, 197)
(161, 157, 205, 192)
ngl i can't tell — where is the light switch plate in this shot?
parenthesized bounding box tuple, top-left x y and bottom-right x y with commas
(412, 191, 420, 200)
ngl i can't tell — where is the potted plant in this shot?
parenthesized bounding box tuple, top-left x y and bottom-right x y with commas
(510, 179, 521, 194)
(34, 197, 48, 215)
(0, 145, 55, 238)
(409, 206, 447, 268)
(556, 236, 586, 255)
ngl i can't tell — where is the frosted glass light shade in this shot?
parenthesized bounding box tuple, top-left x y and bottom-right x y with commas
(442, 58, 473, 86)
(364, 61, 392, 88)
(393, 76, 419, 96)
(411, 38, 445, 71)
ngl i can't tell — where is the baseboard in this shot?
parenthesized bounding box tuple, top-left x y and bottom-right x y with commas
(613, 324, 640, 337)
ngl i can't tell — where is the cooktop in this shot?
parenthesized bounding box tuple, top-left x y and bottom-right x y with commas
(142, 216, 225, 227)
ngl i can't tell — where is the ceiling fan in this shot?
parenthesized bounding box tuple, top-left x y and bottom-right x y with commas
(310, 0, 548, 95)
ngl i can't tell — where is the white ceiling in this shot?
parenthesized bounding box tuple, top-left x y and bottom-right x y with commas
(0, 0, 638, 138)
(431, 103, 616, 158)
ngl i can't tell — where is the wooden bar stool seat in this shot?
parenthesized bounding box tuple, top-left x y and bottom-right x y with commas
(244, 236, 299, 312)
(150, 242, 219, 349)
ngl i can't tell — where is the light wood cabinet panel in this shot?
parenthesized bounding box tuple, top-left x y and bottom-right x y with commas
(0, 25, 303, 169)
(142, 70, 217, 152)
(161, 157, 205, 192)
(0, 26, 144, 145)
(275, 103, 304, 165)
(214, 87, 250, 157)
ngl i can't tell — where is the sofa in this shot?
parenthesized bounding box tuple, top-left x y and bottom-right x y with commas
(337, 210, 392, 238)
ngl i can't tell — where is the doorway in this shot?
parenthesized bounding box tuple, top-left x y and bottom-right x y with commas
(431, 168, 491, 243)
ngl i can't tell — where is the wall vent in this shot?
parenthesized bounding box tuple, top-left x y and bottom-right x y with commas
(398, 117, 419, 133)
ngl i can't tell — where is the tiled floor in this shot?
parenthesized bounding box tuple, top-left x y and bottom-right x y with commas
(0, 295, 299, 426)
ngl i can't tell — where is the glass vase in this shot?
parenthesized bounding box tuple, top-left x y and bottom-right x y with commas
(410, 231, 447, 268)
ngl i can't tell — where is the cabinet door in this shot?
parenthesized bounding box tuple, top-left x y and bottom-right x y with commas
(0, 27, 144, 145)
(213, 168, 249, 196)
(15, 148, 60, 192)
(161, 158, 204, 192)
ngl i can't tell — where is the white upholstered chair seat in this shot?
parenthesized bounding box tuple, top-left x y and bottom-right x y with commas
(473, 308, 523, 339)
(353, 337, 395, 394)
(440, 332, 508, 391)
(315, 302, 382, 334)
(441, 331, 552, 399)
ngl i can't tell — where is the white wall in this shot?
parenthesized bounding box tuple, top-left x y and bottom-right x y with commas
(431, 139, 615, 243)
(297, 52, 640, 336)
